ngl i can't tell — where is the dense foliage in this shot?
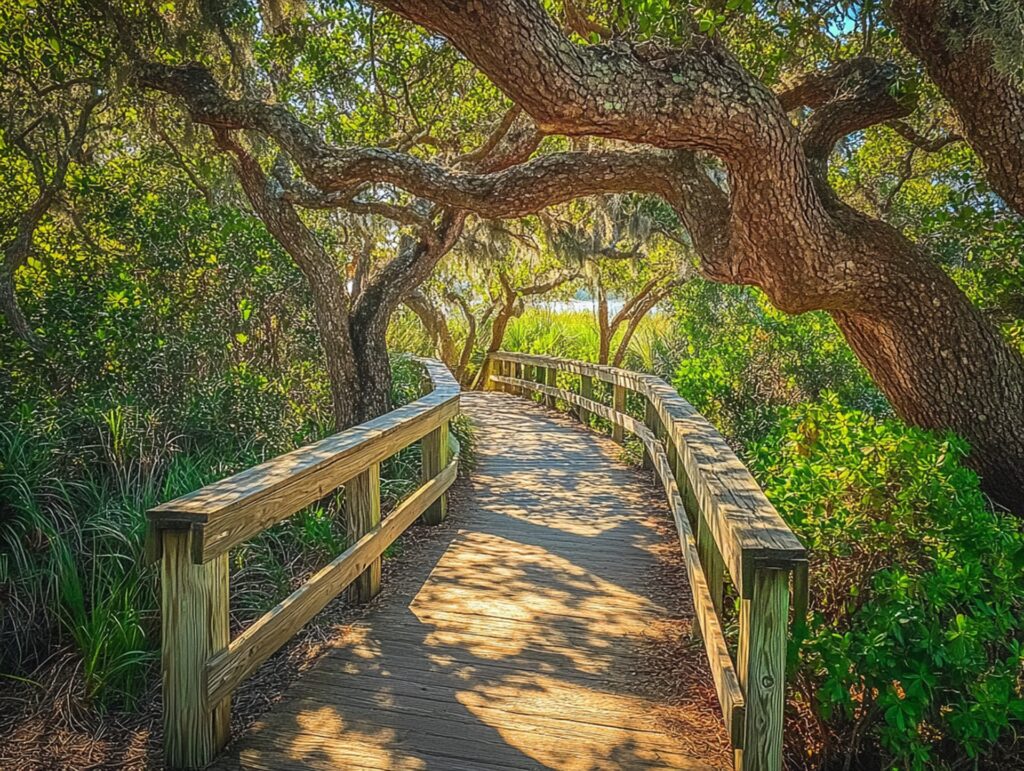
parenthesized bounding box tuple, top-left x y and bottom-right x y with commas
(751, 397, 1024, 768)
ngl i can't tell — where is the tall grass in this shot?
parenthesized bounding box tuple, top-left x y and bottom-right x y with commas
(0, 357, 470, 710)
(503, 308, 679, 377)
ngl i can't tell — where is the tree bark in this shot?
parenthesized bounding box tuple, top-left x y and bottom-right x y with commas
(888, 0, 1024, 215)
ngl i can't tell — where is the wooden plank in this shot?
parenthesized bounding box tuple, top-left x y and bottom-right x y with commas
(544, 364, 557, 409)
(494, 353, 805, 597)
(492, 374, 746, 746)
(643, 433, 747, 748)
(209, 392, 731, 771)
(580, 373, 593, 428)
(161, 529, 230, 769)
(421, 421, 450, 525)
(345, 462, 381, 603)
(205, 458, 458, 706)
(735, 568, 789, 770)
(149, 360, 459, 563)
(612, 383, 626, 443)
(643, 399, 659, 470)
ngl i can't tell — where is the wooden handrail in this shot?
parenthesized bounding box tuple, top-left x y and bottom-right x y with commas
(150, 357, 460, 769)
(487, 351, 806, 771)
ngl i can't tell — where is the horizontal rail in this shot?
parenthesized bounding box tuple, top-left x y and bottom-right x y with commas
(149, 358, 460, 563)
(489, 352, 806, 770)
(152, 357, 461, 769)
(490, 352, 804, 594)
(206, 452, 459, 706)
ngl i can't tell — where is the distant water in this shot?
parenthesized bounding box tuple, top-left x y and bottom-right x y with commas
(530, 298, 666, 316)
(532, 298, 625, 314)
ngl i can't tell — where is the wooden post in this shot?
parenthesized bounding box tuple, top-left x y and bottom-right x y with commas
(612, 383, 626, 443)
(533, 365, 546, 404)
(580, 374, 593, 428)
(482, 356, 499, 391)
(545, 366, 557, 409)
(161, 528, 230, 769)
(735, 567, 790, 771)
(642, 400, 659, 470)
(421, 421, 450, 525)
(697, 511, 726, 615)
(346, 462, 381, 603)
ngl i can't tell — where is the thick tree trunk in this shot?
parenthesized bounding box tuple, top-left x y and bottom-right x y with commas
(831, 267, 1024, 512)
(889, 0, 1024, 215)
(349, 310, 394, 424)
(744, 201, 1024, 513)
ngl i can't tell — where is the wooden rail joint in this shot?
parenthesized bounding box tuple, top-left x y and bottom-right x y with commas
(148, 357, 460, 769)
(485, 352, 807, 771)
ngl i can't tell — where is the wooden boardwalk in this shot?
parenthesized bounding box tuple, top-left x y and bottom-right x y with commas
(213, 392, 724, 771)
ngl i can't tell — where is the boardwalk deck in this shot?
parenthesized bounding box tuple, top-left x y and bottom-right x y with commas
(213, 392, 725, 771)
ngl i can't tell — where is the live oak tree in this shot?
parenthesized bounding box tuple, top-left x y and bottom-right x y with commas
(888, 0, 1024, 216)
(132, 0, 1024, 511)
(546, 195, 690, 366)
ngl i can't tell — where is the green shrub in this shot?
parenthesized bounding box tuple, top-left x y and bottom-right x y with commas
(672, 281, 887, 447)
(748, 395, 1024, 768)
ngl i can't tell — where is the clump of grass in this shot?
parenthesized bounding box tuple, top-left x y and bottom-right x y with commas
(1, 360, 472, 711)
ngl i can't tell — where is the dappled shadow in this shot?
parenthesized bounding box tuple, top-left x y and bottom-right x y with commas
(213, 392, 727, 771)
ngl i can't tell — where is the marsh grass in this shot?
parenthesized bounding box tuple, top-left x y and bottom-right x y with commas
(0, 357, 473, 710)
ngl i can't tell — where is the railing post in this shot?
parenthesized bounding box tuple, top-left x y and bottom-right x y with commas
(482, 355, 500, 391)
(612, 383, 626, 443)
(544, 366, 557, 409)
(736, 567, 790, 771)
(421, 420, 450, 525)
(642, 400, 659, 470)
(161, 528, 230, 769)
(580, 374, 593, 427)
(346, 462, 382, 602)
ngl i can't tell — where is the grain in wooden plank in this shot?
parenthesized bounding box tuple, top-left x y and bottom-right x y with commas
(210, 391, 728, 771)
(205, 459, 457, 706)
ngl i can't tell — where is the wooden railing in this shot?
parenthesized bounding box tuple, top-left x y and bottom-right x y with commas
(486, 352, 807, 771)
(147, 357, 460, 769)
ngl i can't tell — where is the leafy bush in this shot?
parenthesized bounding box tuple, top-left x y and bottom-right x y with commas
(0, 358, 472, 709)
(748, 395, 1024, 768)
(672, 281, 888, 447)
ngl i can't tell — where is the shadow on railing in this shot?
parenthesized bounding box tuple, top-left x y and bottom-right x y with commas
(147, 357, 460, 769)
(486, 351, 807, 771)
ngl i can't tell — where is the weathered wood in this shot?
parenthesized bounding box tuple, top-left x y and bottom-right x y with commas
(643, 399, 659, 470)
(736, 568, 789, 771)
(205, 458, 458, 707)
(161, 529, 230, 769)
(420, 420, 450, 525)
(151, 400, 457, 564)
(580, 373, 594, 427)
(612, 382, 627, 443)
(491, 358, 806, 765)
(346, 462, 381, 603)
(697, 509, 726, 616)
(544, 365, 558, 409)
(491, 352, 805, 598)
(211, 393, 727, 771)
(149, 359, 459, 563)
(644, 433, 747, 748)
